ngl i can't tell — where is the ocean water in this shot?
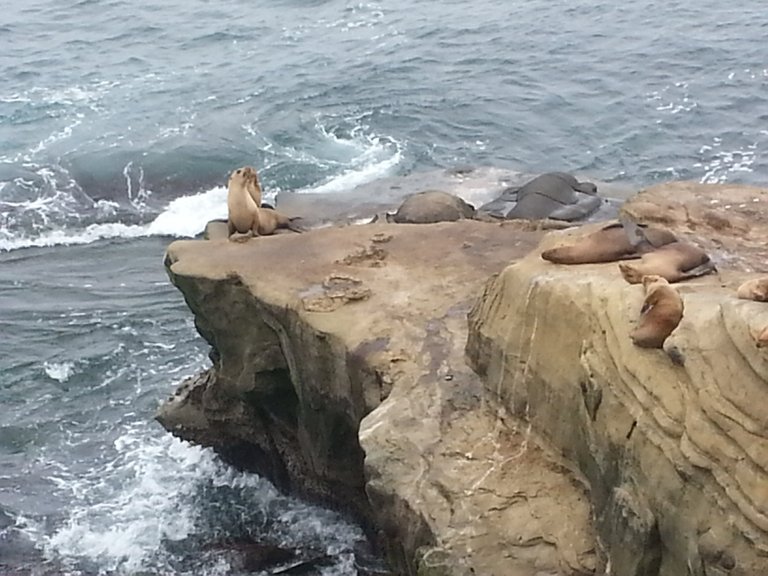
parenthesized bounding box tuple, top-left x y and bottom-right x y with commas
(0, 0, 766, 574)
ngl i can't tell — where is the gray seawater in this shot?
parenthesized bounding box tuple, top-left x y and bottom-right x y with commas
(1, 0, 766, 574)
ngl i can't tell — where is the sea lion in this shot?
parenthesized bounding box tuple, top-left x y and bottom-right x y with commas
(256, 206, 304, 235)
(238, 165, 262, 207)
(480, 172, 601, 222)
(737, 277, 768, 302)
(387, 190, 476, 224)
(618, 241, 716, 284)
(631, 275, 684, 349)
(227, 166, 262, 238)
(541, 220, 677, 264)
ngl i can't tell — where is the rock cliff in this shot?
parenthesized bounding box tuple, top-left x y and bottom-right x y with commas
(158, 180, 768, 575)
(467, 181, 768, 576)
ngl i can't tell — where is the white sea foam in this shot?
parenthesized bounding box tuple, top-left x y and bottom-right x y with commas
(0, 222, 148, 251)
(26, 421, 365, 575)
(39, 430, 218, 573)
(43, 361, 75, 383)
(301, 125, 403, 195)
(145, 186, 228, 237)
(303, 146, 402, 194)
(0, 186, 230, 251)
(1, 114, 403, 251)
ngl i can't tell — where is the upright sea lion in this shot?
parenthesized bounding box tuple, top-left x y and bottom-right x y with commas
(737, 277, 768, 302)
(227, 166, 262, 238)
(541, 220, 677, 264)
(239, 165, 262, 207)
(631, 275, 684, 349)
(618, 241, 716, 284)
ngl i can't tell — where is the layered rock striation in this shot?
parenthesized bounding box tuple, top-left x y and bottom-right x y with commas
(467, 181, 768, 576)
(159, 179, 768, 575)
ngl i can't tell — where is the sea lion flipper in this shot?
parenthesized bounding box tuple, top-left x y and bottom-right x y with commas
(548, 195, 602, 221)
(678, 260, 717, 280)
(287, 217, 305, 233)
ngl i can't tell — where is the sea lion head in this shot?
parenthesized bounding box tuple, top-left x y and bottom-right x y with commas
(229, 165, 258, 186)
(575, 181, 598, 195)
(642, 274, 667, 290)
(737, 277, 768, 302)
(228, 165, 263, 207)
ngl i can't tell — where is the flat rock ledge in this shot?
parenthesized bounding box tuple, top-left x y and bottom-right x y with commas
(159, 181, 768, 576)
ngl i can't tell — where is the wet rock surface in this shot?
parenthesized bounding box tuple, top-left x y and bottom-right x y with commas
(273, 166, 631, 228)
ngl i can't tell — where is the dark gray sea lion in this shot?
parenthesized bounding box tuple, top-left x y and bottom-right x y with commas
(541, 220, 677, 264)
(618, 241, 716, 284)
(479, 172, 601, 221)
(387, 190, 476, 224)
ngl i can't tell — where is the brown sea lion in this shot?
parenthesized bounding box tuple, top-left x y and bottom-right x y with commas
(227, 167, 262, 239)
(238, 165, 262, 207)
(631, 275, 684, 349)
(618, 241, 716, 284)
(256, 206, 304, 235)
(541, 220, 677, 264)
(737, 277, 768, 302)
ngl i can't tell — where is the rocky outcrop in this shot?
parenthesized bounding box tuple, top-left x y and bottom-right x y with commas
(159, 220, 598, 575)
(159, 178, 768, 576)
(467, 181, 768, 576)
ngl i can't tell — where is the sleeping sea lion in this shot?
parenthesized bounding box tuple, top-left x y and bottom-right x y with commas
(227, 166, 262, 238)
(256, 206, 304, 235)
(500, 172, 601, 221)
(618, 241, 716, 284)
(631, 275, 684, 349)
(387, 190, 476, 224)
(541, 220, 677, 264)
(737, 277, 768, 302)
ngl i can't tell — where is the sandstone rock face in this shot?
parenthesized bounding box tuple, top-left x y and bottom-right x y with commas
(159, 220, 598, 575)
(467, 181, 768, 576)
